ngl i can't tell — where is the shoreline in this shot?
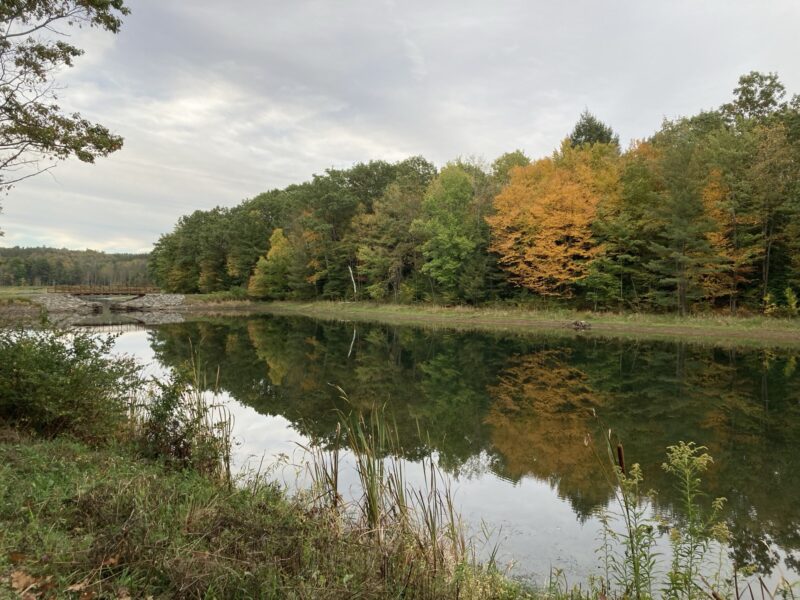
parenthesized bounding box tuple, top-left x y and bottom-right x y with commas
(4, 290, 800, 347)
(254, 300, 800, 348)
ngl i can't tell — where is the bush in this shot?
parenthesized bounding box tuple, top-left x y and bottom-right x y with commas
(0, 327, 140, 441)
(133, 375, 233, 480)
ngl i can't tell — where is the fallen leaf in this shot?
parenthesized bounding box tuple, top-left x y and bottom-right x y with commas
(10, 570, 37, 593)
(101, 555, 120, 567)
(66, 580, 90, 592)
(8, 552, 27, 565)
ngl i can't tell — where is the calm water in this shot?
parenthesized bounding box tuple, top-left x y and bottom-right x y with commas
(113, 314, 800, 583)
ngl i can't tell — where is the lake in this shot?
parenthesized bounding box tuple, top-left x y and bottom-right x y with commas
(111, 314, 800, 585)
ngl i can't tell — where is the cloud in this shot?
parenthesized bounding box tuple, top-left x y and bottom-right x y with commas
(2, 0, 800, 252)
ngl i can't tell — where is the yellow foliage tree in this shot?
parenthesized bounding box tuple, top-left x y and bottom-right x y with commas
(486, 140, 619, 297)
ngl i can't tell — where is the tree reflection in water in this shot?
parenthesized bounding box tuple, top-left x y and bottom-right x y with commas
(148, 315, 800, 577)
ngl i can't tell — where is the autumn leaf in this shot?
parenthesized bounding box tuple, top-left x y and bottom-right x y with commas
(10, 570, 37, 594)
(101, 555, 120, 567)
(66, 580, 91, 593)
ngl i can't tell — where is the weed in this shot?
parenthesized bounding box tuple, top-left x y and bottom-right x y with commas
(660, 442, 729, 600)
(594, 433, 657, 599)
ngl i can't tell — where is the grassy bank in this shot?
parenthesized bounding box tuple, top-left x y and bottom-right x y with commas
(0, 287, 42, 325)
(6, 285, 799, 347)
(0, 435, 527, 599)
(0, 286, 46, 299)
(257, 301, 800, 347)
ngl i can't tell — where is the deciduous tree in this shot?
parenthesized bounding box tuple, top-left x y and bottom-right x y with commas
(488, 141, 619, 298)
(248, 228, 293, 299)
(0, 0, 129, 196)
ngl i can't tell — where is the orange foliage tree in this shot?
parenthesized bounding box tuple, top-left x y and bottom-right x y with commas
(700, 169, 759, 311)
(486, 140, 619, 297)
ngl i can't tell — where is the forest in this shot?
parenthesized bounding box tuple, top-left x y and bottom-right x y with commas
(149, 72, 800, 315)
(0, 247, 150, 287)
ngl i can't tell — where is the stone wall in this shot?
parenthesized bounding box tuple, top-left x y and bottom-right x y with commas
(32, 293, 185, 313)
(32, 294, 99, 314)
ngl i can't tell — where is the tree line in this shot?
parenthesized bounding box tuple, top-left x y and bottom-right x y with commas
(150, 72, 800, 314)
(0, 247, 150, 287)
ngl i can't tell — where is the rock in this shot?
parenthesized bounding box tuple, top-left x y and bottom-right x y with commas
(112, 294, 185, 311)
(31, 294, 100, 314)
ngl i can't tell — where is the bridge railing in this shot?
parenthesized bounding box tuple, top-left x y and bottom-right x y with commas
(47, 285, 162, 296)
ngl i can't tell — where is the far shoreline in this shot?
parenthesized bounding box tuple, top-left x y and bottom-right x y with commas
(189, 298, 800, 348)
(3, 288, 800, 348)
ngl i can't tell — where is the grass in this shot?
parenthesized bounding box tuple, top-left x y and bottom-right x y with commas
(6, 284, 800, 347)
(0, 433, 529, 599)
(256, 301, 800, 348)
(182, 288, 251, 305)
(0, 285, 46, 300)
(0, 286, 40, 308)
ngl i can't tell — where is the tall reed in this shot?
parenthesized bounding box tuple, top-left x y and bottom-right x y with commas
(301, 395, 495, 597)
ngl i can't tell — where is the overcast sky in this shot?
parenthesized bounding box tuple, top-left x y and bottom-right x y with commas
(2, 0, 799, 253)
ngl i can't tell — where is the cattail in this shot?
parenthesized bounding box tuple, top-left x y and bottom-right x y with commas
(616, 443, 626, 475)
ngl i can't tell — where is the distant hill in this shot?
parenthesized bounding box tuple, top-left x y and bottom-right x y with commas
(0, 246, 151, 286)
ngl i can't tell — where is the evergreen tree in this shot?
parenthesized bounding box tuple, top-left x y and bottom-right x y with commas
(569, 110, 620, 148)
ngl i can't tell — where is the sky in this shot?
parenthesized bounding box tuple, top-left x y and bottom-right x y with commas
(2, 0, 799, 253)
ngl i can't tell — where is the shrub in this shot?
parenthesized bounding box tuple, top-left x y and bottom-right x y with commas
(0, 326, 139, 441)
(132, 375, 233, 480)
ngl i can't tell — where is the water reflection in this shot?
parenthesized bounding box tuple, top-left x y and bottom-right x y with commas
(146, 315, 800, 578)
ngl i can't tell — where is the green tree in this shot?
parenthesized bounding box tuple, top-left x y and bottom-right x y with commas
(569, 110, 620, 148)
(589, 142, 662, 309)
(490, 150, 530, 187)
(646, 121, 717, 315)
(412, 164, 487, 302)
(748, 123, 800, 298)
(355, 157, 435, 301)
(224, 190, 294, 285)
(693, 124, 761, 312)
(722, 71, 787, 122)
(0, 0, 129, 197)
